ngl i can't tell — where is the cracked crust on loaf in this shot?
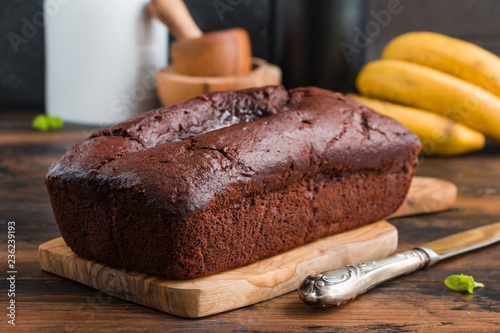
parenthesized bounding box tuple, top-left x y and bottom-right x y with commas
(46, 86, 421, 279)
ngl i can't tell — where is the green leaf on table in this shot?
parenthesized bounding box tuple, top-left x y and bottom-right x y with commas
(444, 274, 484, 293)
(32, 115, 64, 131)
(32, 114, 50, 131)
(47, 115, 64, 129)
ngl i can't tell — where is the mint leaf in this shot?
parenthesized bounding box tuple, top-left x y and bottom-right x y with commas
(32, 115, 64, 131)
(47, 115, 64, 129)
(32, 114, 50, 131)
(444, 274, 484, 293)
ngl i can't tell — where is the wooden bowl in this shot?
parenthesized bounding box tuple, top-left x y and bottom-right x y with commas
(171, 28, 252, 77)
(156, 58, 282, 106)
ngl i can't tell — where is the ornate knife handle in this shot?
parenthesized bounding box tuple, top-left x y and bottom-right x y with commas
(299, 248, 438, 308)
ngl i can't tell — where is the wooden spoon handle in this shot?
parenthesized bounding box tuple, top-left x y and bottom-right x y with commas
(148, 0, 203, 40)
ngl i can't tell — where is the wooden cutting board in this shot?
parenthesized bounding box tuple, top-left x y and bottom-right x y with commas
(39, 177, 456, 318)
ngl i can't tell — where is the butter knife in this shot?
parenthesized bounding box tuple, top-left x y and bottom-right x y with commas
(299, 222, 500, 307)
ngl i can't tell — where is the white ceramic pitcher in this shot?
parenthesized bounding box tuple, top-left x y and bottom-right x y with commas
(44, 0, 167, 125)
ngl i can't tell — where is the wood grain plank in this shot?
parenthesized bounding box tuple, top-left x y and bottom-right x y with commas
(390, 177, 457, 218)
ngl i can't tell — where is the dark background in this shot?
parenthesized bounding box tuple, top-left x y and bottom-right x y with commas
(2, 0, 500, 111)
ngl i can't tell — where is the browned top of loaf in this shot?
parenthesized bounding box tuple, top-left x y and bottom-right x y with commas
(47, 86, 421, 218)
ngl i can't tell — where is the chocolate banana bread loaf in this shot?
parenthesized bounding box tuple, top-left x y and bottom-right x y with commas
(46, 86, 421, 279)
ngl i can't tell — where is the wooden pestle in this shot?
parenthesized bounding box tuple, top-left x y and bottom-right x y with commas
(148, 0, 252, 77)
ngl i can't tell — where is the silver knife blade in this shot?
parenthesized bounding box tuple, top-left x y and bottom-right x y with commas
(299, 222, 500, 308)
(422, 221, 500, 260)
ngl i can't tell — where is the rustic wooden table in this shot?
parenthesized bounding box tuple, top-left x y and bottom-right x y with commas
(1, 113, 499, 332)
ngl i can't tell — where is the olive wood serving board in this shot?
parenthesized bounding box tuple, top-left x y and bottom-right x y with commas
(39, 177, 456, 318)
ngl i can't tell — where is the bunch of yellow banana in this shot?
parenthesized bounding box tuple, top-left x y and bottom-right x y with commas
(355, 31, 500, 155)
